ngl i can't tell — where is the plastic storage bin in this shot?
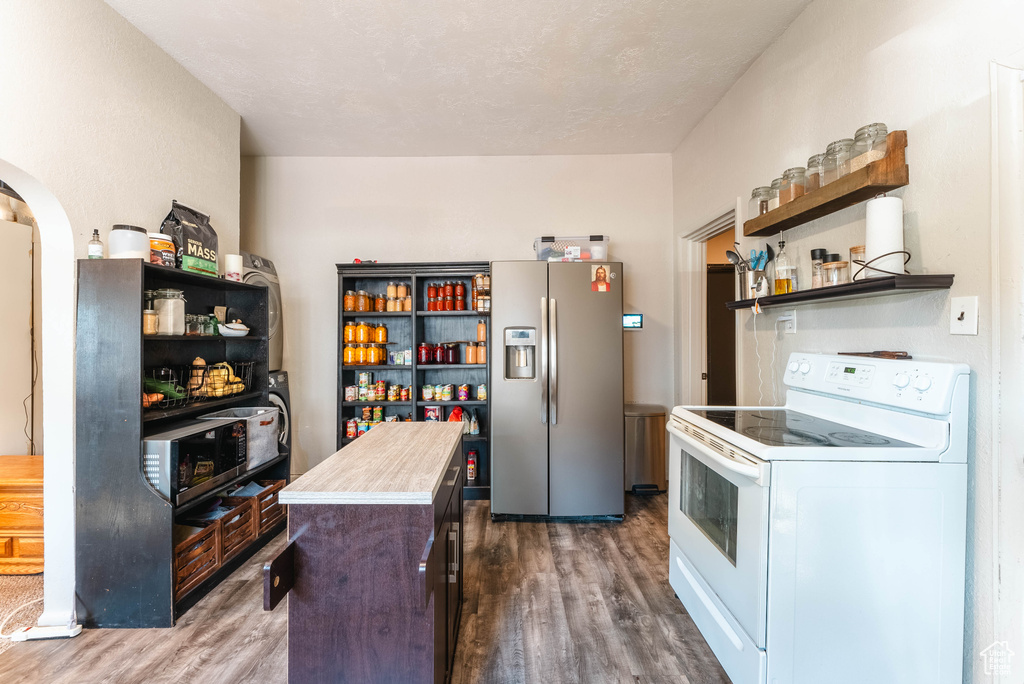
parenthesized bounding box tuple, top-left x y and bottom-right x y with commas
(200, 407, 280, 469)
(533, 235, 610, 261)
(625, 403, 667, 493)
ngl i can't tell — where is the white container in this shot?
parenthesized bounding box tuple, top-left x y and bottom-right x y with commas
(108, 224, 149, 259)
(223, 253, 243, 282)
(533, 235, 610, 261)
(153, 288, 185, 336)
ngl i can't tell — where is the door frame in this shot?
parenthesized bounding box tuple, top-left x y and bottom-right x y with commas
(673, 198, 743, 408)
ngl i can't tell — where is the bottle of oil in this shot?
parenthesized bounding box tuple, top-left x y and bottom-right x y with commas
(774, 240, 797, 294)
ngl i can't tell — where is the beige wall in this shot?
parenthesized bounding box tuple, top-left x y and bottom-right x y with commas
(671, 0, 1024, 678)
(1, 0, 241, 627)
(241, 154, 674, 474)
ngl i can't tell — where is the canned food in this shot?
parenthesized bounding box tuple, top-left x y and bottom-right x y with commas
(345, 385, 357, 402)
(358, 372, 373, 387)
(373, 406, 383, 422)
(422, 385, 434, 401)
(361, 406, 372, 421)
(434, 384, 444, 400)
(346, 419, 357, 438)
(477, 383, 487, 401)
(358, 385, 369, 402)
(457, 384, 470, 401)
(424, 406, 442, 421)
(400, 386, 410, 402)
(388, 385, 399, 401)
(384, 415, 399, 423)
(441, 384, 454, 402)
(376, 380, 386, 397)
(357, 421, 369, 436)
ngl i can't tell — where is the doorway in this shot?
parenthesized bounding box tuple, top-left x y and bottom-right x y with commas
(704, 230, 737, 406)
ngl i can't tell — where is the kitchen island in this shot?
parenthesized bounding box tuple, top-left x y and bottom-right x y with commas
(266, 422, 465, 684)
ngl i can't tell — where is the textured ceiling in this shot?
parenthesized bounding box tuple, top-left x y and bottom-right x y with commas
(105, 0, 811, 156)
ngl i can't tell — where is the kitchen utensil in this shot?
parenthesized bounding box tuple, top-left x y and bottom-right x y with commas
(726, 250, 744, 270)
(837, 350, 912, 360)
(765, 243, 775, 265)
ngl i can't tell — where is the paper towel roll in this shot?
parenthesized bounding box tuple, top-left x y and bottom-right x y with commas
(224, 253, 243, 282)
(864, 196, 905, 277)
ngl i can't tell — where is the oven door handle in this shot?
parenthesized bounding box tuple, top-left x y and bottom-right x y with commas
(666, 422, 762, 481)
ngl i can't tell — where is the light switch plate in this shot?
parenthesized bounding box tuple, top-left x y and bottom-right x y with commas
(777, 310, 797, 334)
(950, 296, 978, 335)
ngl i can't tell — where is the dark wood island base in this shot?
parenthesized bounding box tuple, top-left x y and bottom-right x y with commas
(266, 423, 465, 684)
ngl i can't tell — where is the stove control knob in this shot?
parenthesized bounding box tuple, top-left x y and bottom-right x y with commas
(799, 362, 811, 375)
(914, 376, 932, 392)
(788, 362, 800, 373)
(893, 373, 911, 389)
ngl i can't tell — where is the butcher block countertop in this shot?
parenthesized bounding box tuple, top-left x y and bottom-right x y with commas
(280, 422, 464, 505)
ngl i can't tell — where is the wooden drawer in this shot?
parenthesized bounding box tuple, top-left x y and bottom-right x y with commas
(0, 537, 11, 557)
(215, 498, 257, 561)
(18, 536, 44, 558)
(173, 524, 220, 602)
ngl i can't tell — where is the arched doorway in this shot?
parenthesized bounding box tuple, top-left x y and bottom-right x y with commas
(0, 160, 79, 634)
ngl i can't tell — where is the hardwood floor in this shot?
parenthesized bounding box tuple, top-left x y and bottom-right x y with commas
(0, 494, 729, 684)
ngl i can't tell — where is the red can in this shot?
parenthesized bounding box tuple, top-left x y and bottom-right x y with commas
(400, 386, 410, 402)
(346, 419, 357, 438)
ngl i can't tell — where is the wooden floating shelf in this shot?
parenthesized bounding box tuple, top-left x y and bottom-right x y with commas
(726, 274, 954, 310)
(743, 130, 909, 238)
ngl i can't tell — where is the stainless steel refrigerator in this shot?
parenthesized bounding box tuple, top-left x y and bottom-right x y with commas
(490, 260, 624, 518)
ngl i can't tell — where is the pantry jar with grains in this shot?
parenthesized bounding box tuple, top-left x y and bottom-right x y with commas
(355, 321, 370, 344)
(768, 178, 783, 211)
(355, 290, 370, 312)
(343, 290, 356, 311)
(748, 186, 773, 218)
(779, 167, 807, 205)
(822, 139, 855, 185)
(805, 154, 825, 192)
(850, 123, 888, 173)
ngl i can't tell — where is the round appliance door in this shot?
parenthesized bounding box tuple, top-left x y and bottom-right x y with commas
(268, 392, 290, 452)
(244, 273, 282, 342)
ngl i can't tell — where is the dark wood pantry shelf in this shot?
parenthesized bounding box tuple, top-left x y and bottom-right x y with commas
(417, 364, 488, 370)
(341, 311, 412, 318)
(143, 261, 265, 290)
(464, 485, 490, 501)
(417, 311, 489, 317)
(143, 335, 267, 341)
(142, 391, 265, 422)
(172, 454, 289, 517)
(743, 130, 910, 238)
(419, 401, 487, 406)
(341, 401, 412, 407)
(341, 365, 413, 371)
(462, 435, 488, 443)
(725, 274, 954, 310)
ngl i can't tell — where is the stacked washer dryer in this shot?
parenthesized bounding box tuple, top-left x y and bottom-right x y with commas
(241, 252, 291, 459)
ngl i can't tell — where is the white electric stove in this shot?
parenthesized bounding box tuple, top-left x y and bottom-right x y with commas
(667, 353, 969, 684)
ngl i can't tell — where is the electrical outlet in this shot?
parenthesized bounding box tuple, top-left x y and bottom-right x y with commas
(777, 310, 797, 334)
(950, 296, 978, 335)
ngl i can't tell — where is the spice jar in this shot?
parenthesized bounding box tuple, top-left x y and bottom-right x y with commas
(344, 321, 356, 343)
(822, 139, 855, 185)
(153, 288, 185, 336)
(850, 123, 888, 173)
(142, 309, 159, 335)
(433, 343, 446, 365)
(805, 154, 825, 192)
(768, 178, 783, 211)
(386, 281, 397, 299)
(779, 167, 806, 205)
(355, 290, 370, 312)
(343, 343, 356, 365)
(823, 260, 850, 286)
(466, 343, 477, 364)
(850, 245, 866, 281)
(375, 294, 387, 312)
(445, 343, 459, 365)
(355, 320, 370, 344)
(418, 342, 433, 365)
(344, 290, 356, 311)
(748, 187, 772, 218)
(810, 248, 827, 289)
(375, 323, 388, 344)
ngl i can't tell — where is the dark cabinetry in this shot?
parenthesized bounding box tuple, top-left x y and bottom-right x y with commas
(75, 260, 288, 627)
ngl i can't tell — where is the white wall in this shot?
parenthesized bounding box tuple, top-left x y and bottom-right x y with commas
(1, 0, 240, 628)
(241, 154, 674, 475)
(671, 0, 1024, 680)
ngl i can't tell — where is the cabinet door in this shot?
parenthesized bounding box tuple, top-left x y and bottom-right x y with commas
(446, 478, 464, 669)
(434, 515, 450, 684)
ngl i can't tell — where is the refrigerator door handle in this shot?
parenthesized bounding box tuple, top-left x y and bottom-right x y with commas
(540, 296, 548, 424)
(550, 297, 557, 425)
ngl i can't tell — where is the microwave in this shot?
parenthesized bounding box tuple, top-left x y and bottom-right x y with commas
(143, 417, 248, 506)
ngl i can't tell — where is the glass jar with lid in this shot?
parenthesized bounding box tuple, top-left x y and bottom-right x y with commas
(374, 323, 388, 344)
(355, 343, 368, 366)
(355, 320, 371, 344)
(767, 178, 783, 211)
(355, 290, 370, 312)
(433, 344, 446, 365)
(374, 294, 387, 312)
(418, 342, 433, 365)
(850, 245, 866, 281)
(367, 344, 382, 366)
(823, 260, 850, 286)
(397, 282, 409, 299)
(850, 123, 888, 173)
(444, 343, 459, 365)
(403, 296, 412, 312)
(748, 187, 773, 218)
(822, 139, 855, 185)
(805, 154, 825, 192)
(142, 309, 159, 335)
(386, 281, 398, 299)
(810, 248, 827, 288)
(343, 342, 357, 365)
(779, 167, 807, 205)
(343, 290, 357, 311)
(153, 288, 185, 336)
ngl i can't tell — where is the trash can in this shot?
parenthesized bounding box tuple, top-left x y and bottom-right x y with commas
(624, 403, 667, 494)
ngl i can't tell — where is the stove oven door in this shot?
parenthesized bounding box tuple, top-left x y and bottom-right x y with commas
(668, 421, 769, 683)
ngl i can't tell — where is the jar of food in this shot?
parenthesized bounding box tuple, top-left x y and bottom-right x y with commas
(805, 154, 825, 192)
(153, 288, 185, 336)
(810, 248, 827, 289)
(779, 167, 807, 205)
(385, 297, 395, 312)
(477, 319, 487, 342)
(344, 321, 357, 343)
(433, 344, 446, 365)
(397, 282, 409, 299)
(355, 320, 370, 344)
(386, 281, 398, 299)
(344, 290, 357, 311)
(185, 314, 202, 336)
(376, 380, 386, 399)
(483, 275, 490, 292)
(356, 344, 369, 365)
(823, 260, 850, 286)
(400, 386, 410, 402)
(375, 294, 387, 312)
(444, 281, 454, 298)
(768, 178, 783, 211)
(343, 343, 356, 365)
(477, 341, 487, 364)
(455, 297, 466, 311)
(466, 343, 477, 364)
(445, 343, 459, 365)
(356, 290, 370, 312)
(148, 233, 176, 266)
(367, 344, 382, 365)
(427, 283, 438, 301)
(748, 187, 773, 218)
(375, 323, 388, 344)
(482, 296, 491, 312)
(850, 123, 888, 173)
(822, 139, 855, 185)
(455, 281, 465, 299)
(850, 245, 866, 281)
(418, 342, 432, 365)
(403, 297, 412, 312)
(427, 297, 437, 312)
(142, 309, 159, 335)
(444, 296, 454, 312)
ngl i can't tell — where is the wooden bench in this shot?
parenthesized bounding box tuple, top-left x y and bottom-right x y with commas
(0, 455, 44, 574)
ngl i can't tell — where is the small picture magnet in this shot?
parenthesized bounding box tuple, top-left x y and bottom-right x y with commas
(591, 264, 611, 292)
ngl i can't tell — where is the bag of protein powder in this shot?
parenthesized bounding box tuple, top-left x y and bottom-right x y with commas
(160, 200, 219, 277)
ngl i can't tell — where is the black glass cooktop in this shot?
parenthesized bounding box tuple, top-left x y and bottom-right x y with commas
(691, 409, 918, 448)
